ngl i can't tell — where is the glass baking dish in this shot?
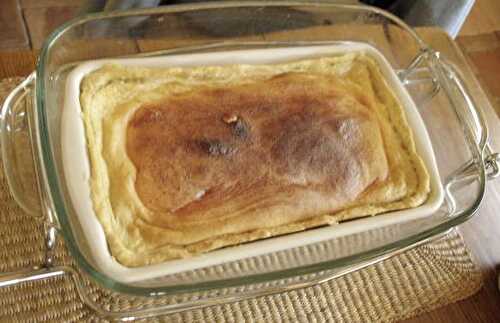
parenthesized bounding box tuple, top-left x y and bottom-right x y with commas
(1, 1, 499, 320)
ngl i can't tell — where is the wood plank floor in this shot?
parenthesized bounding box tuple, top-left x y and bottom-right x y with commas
(1, 0, 500, 51)
(0, 0, 29, 50)
(23, 5, 81, 49)
(0, 0, 83, 51)
(461, 0, 500, 35)
(458, 33, 500, 117)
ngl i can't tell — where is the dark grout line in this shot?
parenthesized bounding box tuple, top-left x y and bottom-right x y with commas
(20, 8, 33, 50)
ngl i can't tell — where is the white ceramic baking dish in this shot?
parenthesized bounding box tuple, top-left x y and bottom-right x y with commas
(61, 43, 443, 282)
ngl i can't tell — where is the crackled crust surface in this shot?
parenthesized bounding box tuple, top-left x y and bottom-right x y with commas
(80, 54, 430, 267)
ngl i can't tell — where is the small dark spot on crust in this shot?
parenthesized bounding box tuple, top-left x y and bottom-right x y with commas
(231, 118, 250, 140)
(197, 139, 236, 157)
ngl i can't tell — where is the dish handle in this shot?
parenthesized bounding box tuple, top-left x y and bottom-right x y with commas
(402, 49, 500, 213)
(429, 51, 500, 178)
(0, 72, 61, 290)
(0, 72, 44, 218)
(431, 52, 500, 290)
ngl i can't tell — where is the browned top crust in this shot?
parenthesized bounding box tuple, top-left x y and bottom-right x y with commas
(127, 73, 388, 223)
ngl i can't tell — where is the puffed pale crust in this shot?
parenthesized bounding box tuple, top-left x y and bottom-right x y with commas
(80, 53, 430, 267)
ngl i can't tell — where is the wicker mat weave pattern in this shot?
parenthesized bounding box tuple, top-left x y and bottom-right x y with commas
(0, 78, 483, 322)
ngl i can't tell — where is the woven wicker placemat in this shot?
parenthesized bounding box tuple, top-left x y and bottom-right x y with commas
(0, 78, 483, 322)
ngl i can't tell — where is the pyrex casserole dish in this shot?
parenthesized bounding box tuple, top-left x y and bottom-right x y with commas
(1, 1, 499, 320)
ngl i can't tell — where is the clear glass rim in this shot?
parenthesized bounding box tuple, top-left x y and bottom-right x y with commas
(35, 1, 485, 296)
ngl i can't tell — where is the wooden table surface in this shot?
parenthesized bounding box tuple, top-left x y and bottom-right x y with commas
(1, 27, 499, 322)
